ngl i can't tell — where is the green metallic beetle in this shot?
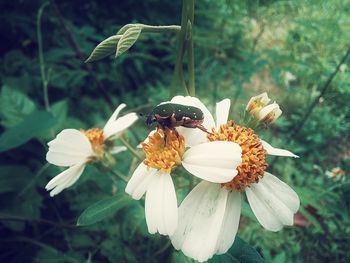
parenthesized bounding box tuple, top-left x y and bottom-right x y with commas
(146, 102, 209, 134)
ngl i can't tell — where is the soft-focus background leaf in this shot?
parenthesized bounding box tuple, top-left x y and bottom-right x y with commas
(77, 194, 133, 226)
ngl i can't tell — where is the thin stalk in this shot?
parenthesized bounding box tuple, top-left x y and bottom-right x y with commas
(170, 0, 190, 98)
(51, 0, 115, 109)
(37, 2, 50, 111)
(119, 136, 143, 161)
(109, 169, 128, 183)
(140, 25, 181, 33)
(290, 44, 350, 137)
(187, 0, 195, 96)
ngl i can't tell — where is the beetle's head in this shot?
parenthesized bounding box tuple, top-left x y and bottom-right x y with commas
(145, 113, 157, 126)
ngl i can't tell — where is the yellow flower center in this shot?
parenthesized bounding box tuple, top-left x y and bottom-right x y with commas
(142, 129, 185, 173)
(82, 128, 105, 154)
(207, 121, 267, 191)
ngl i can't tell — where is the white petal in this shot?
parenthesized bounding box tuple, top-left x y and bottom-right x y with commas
(125, 163, 158, 200)
(182, 141, 242, 183)
(145, 172, 178, 235)
(257, 102, 280, 121)
(103, 113, 138, 139)
(263, 172, 300, 213)
(109, 146, 127, 155)
(46, 129, 93, 166)
(171, 182, 228, 262)
(215, 99, 230, 129)
(246, 173, 300, 232)
(176, 126, 208, 147)
(45, 163, 85, 197)
(216, 191, 241, 254)
(261, 140, 299, 158)
(104, 104, 126, 130)
(170, 96, 215, 146)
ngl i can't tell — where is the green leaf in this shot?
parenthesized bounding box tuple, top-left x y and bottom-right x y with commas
(0, 85, 36, 127)
(115, 26, 142, 57)
(0, 111, 55, 152)
(210, 236, 265, 263)
(77, 194, 132, 226)
(116, 23, 142, 35)
(85, 35, 121, 62)
(171, 251, 195, 263)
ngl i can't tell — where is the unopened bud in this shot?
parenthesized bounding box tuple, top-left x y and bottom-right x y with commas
(246, 93, 282, 124)
(246, 92, 270, 114)
(258, 102, 282, 124)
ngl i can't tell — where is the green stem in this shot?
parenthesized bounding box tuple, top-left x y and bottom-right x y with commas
(186, 0, 195, 96)
(119, 136, 143, 161)
(109, 169, 128, 183)
(141, 25, 181, 33)
(37, 2, 50, 111)
(170, 0, 190, 98)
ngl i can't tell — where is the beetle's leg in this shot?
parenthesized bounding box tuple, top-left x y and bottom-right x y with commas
(163, 128, 168, 145)
(169, 113, 177, 130)
(171, 127, 179, 138)
(195, 124, 212, 135)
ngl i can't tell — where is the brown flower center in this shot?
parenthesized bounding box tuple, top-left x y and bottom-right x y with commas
(207, 121, 267, 191)
(82, 128, 105, 154)
(142, 129, 185, 173)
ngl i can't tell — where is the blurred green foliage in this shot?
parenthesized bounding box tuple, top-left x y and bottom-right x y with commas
(0, 0, 349, 262)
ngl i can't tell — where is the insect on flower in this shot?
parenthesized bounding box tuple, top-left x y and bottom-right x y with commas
(145, 103, 210, 138)
(169, 96, 300, 262)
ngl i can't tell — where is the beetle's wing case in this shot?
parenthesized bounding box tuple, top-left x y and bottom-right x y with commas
(171, 103, 204, 121)
(153, 103, 175, 118)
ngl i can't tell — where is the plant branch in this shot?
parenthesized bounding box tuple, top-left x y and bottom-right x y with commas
(0, 213, 77, 229)
(37, 2, 50, 111)
(51, 0, 115, 109)
(109, 169, 129, 183)
(119, 136, 143, 161)
(140, 25, 181, 33)
(186, 0, 195, 96)
(290, 44, 350, 137)
(170, 0, 190, 98)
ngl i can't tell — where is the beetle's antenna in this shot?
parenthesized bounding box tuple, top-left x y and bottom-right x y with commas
(139, 113, 150, 118)
(196, 124, 213, 135)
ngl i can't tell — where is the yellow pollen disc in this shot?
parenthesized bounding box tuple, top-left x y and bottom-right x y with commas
(207, 121, 267, 191)
(142, 129, 185, 173)
(82, 128, 105, 154)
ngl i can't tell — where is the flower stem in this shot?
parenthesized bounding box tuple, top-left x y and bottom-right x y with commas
(140, 25, 181, 33)
(109, 169, 128, 183)
(187, 0, 195, 96)
(119, 136, 143, 161)
(170, 0, 196, 98)
(37, 2, 50, 111)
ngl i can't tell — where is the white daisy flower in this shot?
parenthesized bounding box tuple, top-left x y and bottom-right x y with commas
(170, 96, 300, 262)
(45, 103, 138, 197)
(125, 98, 242, 236)
(246, 92, 282, 124)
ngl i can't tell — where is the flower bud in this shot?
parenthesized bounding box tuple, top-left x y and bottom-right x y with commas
(246, 93, 282, 124)
(257, 102, 282, 124)
(246, 92, 270, 114)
